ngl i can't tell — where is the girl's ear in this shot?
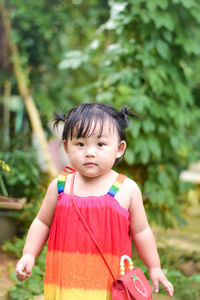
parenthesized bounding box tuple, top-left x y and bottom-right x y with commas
(116, 140, 126, 159)
(63, 140, 68, 153)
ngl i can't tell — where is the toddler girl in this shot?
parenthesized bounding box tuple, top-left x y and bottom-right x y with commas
(16, 103, 173, 299)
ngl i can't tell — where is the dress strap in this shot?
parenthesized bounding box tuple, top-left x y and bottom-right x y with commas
(107, 173, 127, 197)
(57, 175, 67, 194)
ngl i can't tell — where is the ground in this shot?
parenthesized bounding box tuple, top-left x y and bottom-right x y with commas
(0, 249, 17, 300)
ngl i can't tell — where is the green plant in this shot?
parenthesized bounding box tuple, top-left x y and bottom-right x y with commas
(0, 147, 43, 200)
(0, 144, 47, 233)
(3, 235, 46, 300)
(0, 160, 10, 196)
(133, 246, 200, 299)
(59, 0, 200, 227)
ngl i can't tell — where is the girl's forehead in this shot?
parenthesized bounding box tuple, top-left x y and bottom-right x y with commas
(72, 119, 119, 138)
(92, 121, 117, 136)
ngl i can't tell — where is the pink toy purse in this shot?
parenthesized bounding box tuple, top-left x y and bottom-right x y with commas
(69, 169, 152, 300)
(112, 255, 152, 300)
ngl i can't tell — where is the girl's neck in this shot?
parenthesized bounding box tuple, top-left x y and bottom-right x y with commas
(77, 169, 115, 182)
(72, 169, 117, 197)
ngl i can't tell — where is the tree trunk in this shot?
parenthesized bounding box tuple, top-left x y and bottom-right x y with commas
(3, 80, 11, 146)
(0, 3, 58, 178)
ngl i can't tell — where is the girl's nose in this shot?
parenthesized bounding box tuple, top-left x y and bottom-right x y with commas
(85, 146, 95, 157)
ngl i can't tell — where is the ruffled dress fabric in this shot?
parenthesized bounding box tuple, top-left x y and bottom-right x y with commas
(44, 174, 132, 300)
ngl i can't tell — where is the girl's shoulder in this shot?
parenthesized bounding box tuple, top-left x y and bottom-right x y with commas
(123, 176, 142, 195)
(123, 177, 145, 213)
(48, 177, 59, 193)
(36, 177, 59, 227)
(115, 175, 142, 211)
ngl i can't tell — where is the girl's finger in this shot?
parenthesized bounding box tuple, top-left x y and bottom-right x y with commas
(16, 263, 26, 280)
(153, 280, 159, 293)
(26, 261, 34, 275)
(160, 279, 174, 297)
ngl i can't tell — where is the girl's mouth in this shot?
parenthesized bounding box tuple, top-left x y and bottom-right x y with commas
(84, 162, 97, 166)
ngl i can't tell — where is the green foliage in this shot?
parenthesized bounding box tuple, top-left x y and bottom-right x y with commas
(3, 235, 46, 300)
(2, 0, 109, 123)
(0, 146, 43, 200)
(133, 246, 200, 299)
(59, 0, 200, 227)
(0, 160, 10, 196)
(2, 0, 200, 228)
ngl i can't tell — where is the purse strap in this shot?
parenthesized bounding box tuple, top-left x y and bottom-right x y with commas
(69, 171, 118, 284)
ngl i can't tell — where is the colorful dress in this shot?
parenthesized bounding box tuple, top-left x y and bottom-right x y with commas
(44, 173, 132, 300)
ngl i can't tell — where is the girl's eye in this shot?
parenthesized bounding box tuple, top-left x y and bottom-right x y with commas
(77, 142, 84, 147)
(98, 142, 104, 147)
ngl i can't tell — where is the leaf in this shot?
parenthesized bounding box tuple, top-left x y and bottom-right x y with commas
(142, 119, 155, 133)
(89, 39, 100, 50)
(140, 147, 150, 164)
(117, 85, 132, 95)
(170, 135, 180, 150)
(162, 30, 173, 43)
(130, 122, 141, 138)
(109, 1, 127, 17)
(149, 102, 166, 119)
(158, 170, 171, 187)
(96, 91, 114, 102)
(193, 274, 200, 283)
(125, 148, 135, 165)
(134, 137, 147, 154)
(158, 125, 166, 133)
(191, 7, 200, 23)
(148, 138, 161, 158)
(175, 82, 193, 105)
(172, 0, 196, 8)
(175, 31, 200, 55)
(136, 52, 157, 67)
(107, 43, 121, 55)
(103, 73, 121, 87)
(156, 39, 169, 59)
(146, 69, 165, 95)
(59, 50, 89, 69)
(147, 0, 168, 11)
(149, 189, 166, 204)
(139, 9, 151, 23)
(152, 11, 175, 31)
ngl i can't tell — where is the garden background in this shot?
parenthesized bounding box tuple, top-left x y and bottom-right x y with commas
(0, 0, 200, 299)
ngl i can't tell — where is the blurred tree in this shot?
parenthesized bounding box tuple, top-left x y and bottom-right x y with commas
(0, 0, 108, 178)
(60, 0, 200, 227)
(0, 2, 58, 177)
(1, 0, 200, 226)
(0, 0, 109, 122)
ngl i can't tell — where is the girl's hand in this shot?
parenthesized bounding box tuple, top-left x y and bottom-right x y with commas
(16, 253, 35, 282)
(149, 267, 174, 297)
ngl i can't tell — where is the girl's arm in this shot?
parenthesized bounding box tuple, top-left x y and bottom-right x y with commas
(16, 178, 58, 282)
(128, 180, 174, 297)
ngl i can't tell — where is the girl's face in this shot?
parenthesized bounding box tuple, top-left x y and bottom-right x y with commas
(63, 121, 126, 178)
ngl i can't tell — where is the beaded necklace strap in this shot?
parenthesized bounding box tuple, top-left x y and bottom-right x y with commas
(57, 175, 67, 194)
(107, 174, 127, 197)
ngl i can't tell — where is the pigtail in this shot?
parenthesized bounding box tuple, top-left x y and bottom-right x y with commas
(120, 106, 138, 119)
(120, 106, 138, 128)
(53, 113, 67, 130)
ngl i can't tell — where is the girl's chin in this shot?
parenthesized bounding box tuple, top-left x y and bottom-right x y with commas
(79, 169, 113, 179)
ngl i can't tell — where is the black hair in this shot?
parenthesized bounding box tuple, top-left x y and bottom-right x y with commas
(54, 103, 137, 165)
